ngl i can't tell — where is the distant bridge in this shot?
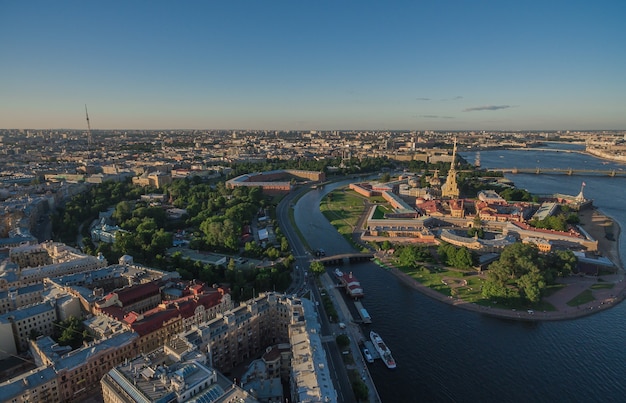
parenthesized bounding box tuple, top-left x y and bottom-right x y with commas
(493, 168, 626, 177)
(505, 148, 580, 153)
(316, 253, 374, 266)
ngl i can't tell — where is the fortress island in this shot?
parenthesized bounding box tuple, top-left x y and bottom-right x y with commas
(319, 142, 624, 321)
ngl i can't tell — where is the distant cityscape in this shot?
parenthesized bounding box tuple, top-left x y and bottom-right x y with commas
(1, 129, 626, 190)
(1, 128, 625, 403)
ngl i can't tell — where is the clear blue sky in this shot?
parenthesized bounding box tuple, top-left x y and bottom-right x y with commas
(1, 0, 625, 130)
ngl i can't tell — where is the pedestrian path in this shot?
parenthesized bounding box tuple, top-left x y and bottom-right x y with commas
(320, 272, 382, 403)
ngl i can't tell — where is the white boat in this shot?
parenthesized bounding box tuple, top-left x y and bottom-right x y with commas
(370, 331, 396, 369)
(334, 268, 344, 278)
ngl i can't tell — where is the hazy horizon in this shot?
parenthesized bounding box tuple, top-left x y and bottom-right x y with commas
(2, 1, 625, 131)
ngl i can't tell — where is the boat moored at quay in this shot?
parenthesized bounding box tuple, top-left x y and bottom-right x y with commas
(334, 268, 364, 298)
(370, 331, 396, 369)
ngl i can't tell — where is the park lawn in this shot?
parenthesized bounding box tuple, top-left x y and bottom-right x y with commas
(398, 265, 478, 297)
(320, 189, 364, 234)
(590, 282, 615, 290)
(454, 276, 486, 303)
(398, 264, 559, 311)
(566, 290, 596, 307)
(289, 206, 311, 251)
(532, 300, 558, 312)
(372, 205, 387, 219)
(472, 297, 557, 311)
(370, 195, 387, 203)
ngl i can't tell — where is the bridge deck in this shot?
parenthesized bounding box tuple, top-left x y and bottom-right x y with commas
(317, 253, 374, 264)
(492, 168, 625, 177)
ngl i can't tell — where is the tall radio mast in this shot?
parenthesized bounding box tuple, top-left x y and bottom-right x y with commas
(85, 104, 92, 147)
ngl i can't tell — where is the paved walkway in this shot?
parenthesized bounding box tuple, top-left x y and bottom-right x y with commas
(320, 273, 382, 403)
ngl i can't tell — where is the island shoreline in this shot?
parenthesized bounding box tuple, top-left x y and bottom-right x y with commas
(374, 207, 625, 322)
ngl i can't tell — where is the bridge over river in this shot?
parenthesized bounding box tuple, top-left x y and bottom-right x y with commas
(316, 252, 374, 266)
(492, 167, 626, 177)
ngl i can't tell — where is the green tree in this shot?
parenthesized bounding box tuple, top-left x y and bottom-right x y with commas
(112, 200, 133, 223)
(310, 261, 326, 277)
(54, 316, 91, 349)
(265, 247, 280, 260)
(481, 242, 562, 305)
(336, 334, 350, 348)
(450, 246, 475, 269)
(396, 244, 432, 269)
(353, 380, 369, 401)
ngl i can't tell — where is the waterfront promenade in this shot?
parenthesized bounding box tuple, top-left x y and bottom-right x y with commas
(375, 207, 625, 321)
(320, 272, 382, 403)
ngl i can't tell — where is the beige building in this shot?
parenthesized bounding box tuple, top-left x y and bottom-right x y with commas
(9, 243, 52, 268)
(441, 139, 460, 199)
(0, 366, 60, 403)
(0, 242, 107, 290)
(0, 283, 44, 314)
(0, 300, 57, 357)
(28, 331, 140, 402)
(132, 172, 172, 189)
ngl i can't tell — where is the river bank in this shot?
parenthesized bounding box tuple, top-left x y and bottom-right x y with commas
(375, 207, 625, 321)
(584, 147, 626, 164)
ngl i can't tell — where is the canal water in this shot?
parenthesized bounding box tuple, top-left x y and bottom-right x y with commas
(296, 144, 626, 402)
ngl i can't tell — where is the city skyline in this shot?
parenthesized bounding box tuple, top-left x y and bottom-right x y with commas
(1, 1, 626, 131)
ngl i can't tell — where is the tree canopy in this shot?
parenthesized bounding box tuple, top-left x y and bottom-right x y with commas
(482, 243, 577, 305)
(53, 316, 91, 349)
(310, 261, 326, 277)
(437, 243, 476, 269)
(394, 244, 434, 269)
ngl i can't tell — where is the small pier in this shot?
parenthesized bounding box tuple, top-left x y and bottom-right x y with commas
(355, 301, 372, 324)
(363, 340, 381, 360)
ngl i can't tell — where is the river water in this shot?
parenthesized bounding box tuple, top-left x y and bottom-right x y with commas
(295, 143, 626, 403)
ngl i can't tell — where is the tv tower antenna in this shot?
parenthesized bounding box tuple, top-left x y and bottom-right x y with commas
(85, 104, 93, 147)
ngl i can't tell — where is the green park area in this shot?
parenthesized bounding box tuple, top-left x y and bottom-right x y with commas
(590, 282, 615, 290)
(394, 262, 558, 311)
(567, 290, 595, 307)
(320, 187, 574, 313)
(319, 189, 369, 245)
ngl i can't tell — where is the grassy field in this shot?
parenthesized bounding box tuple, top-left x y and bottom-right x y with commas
(567, 290, 596, 307)
(396, 262, 557, 311)
(371, 205, 391, 219)
(590, 282, 615, 290)
(320, 189, 367, 246)
(397, 265, 483, 300)
(288, 191, 312, 250)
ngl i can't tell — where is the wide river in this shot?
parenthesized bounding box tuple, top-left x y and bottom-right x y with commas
(294, 143, 626, 402)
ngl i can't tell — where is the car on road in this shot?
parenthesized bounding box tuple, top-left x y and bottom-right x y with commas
(362, 348, 374, 363)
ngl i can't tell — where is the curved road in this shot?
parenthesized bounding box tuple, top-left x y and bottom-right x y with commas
(277, 178, 379, 403)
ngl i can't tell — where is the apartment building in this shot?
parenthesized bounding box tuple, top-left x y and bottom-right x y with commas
(0, 242, 107, 290)
(101, 337, 257, 403)
(29, 331, 140, 401)
(0, 300, 57, 357)
(0, 366, 60, 403)
(0, 283, 45, 314)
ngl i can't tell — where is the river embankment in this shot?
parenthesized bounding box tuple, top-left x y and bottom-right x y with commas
(376, 207, 625, 321)
(584, 147, 626, 163)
